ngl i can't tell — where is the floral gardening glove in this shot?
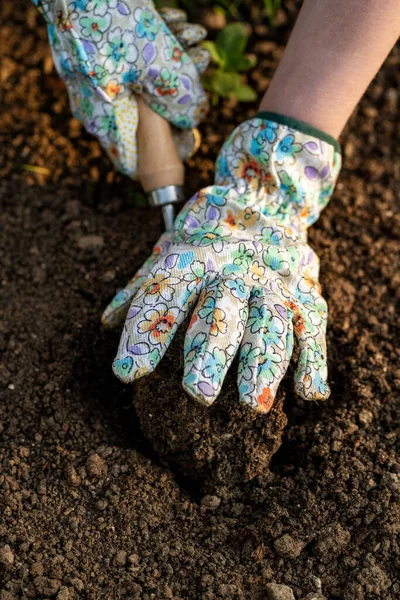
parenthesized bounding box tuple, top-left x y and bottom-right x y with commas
(103, 113, 342, 413)
(33, 0, 209, 178)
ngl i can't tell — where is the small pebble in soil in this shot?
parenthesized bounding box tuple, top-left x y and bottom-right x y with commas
(273, 534, 306, 559)
(314, 523, 351, 562)
(56, 586, 70, 600)
(70, 577, 85, 592)
(128, 553, 139, 566)
(101, 269, 116, 282)
(201, 495, 221, 510)
(86, 453, 107, 478)
(265, 583, 295, 600)
(65, 464, 81, 487)
(301, 594, 327, 600)
(358, 409, 374, 426)
(113, 550, 127, 567)
(33, 576, 61, 596)
(76, 234, 104, 250)
(382, 472, 400, 495)
(30, 561, 44, 576)
(0, 545, 14, 568)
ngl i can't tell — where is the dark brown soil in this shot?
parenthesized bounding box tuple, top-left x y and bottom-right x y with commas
(134, 325, 288, 490)
(1, 2, 399, 599)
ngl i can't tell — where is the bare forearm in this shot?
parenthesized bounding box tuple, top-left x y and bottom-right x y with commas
(259, 0, 400, 137)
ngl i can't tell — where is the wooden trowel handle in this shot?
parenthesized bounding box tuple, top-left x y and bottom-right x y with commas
(136, 95, 184, 192)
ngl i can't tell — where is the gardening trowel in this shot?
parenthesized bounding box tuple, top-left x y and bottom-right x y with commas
(136, 96, 185, 231)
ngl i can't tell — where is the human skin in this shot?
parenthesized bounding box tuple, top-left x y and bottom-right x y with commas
(259, 0, 400, 138)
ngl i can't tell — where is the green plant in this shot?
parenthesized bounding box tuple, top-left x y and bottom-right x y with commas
(202, 23, 257, 104)
(263, 0, 282, 26)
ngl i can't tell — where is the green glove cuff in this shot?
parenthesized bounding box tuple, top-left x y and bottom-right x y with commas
(255, 111, 341, 155)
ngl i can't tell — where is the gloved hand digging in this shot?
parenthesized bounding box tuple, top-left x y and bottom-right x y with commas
(33, 0, 209, 177)
(103, 113, 341, 413)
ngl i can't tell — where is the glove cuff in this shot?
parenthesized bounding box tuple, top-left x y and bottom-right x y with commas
(255, 111, 341, 154)
(214, 113, 342, 236)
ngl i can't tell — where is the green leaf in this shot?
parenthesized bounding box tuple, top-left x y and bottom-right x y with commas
(232, 55, 257, 72)
(216, 23, 248, 67)
(233, 84, 258, 102)
(202, 40, 225, 68)
(204, 69, 257, 103)
(208, 70, 242, 98)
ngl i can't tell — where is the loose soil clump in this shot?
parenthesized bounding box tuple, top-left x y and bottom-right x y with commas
(134, 326, 287, 489)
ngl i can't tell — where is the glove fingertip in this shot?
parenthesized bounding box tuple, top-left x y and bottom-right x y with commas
(182, 378, 216, 408)
(112, 355, 152, 384)
(101, 300, 129, 330)
(158, 7, 187, 26)
(294, 377, 331, 402)
(255, 386, 276, 414)
(173, 23, 208, 47)
(294, 342, 330, 401)
(101, 307, 118, 330)
(187, 47, 211, 74)
(239, 386, 275, 415)
(112, 355, 135, 383)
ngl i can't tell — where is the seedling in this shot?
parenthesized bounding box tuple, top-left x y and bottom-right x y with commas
(202, 22, 257, 104)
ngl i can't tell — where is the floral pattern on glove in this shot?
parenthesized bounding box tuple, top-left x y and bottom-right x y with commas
(32, 0, 209, 178)
(103, 116, 342, 413)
